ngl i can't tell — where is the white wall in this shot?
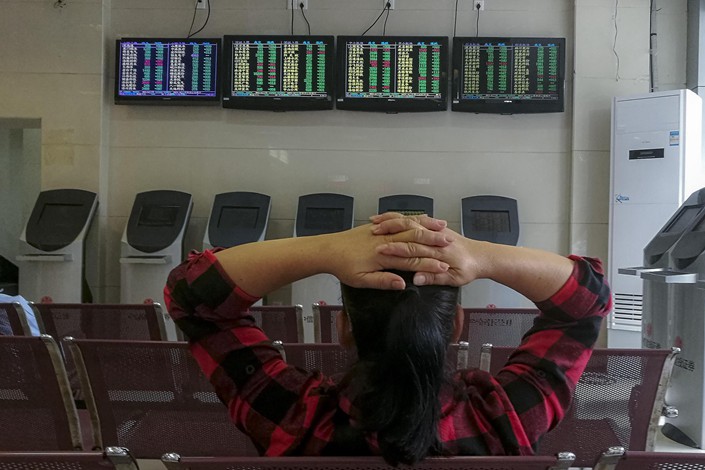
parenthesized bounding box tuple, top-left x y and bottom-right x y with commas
(0, 125, 41, 269)
(0, 0, 688, 327)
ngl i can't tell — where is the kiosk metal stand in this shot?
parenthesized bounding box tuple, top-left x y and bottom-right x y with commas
(120, 190, 192, 340)
(634, 206, 705, 448)
(291, 193, 354, 343)
(619, 188, 705, 352)
(608, 89, 703, 347)
(17, 189, 98, 303)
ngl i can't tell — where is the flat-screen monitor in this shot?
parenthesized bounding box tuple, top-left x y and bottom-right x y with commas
(115, 38, 221, 105)
(222, 35, 334, 110)
(336, 36, 448, 112)
(452, 37, 565, 114)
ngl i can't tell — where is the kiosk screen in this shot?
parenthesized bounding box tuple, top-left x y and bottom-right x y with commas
(137, 205, 179, 227)
(38, 203, 84, 228)
(471, 210, 511, 232)
(664, 206, 703, 233)
(218, 206, 260, 229)
(305, 208, 345, 231)
(693, 214, 705, 232)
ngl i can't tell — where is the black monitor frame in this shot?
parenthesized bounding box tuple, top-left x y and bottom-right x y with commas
(25, 189, 98, 252)
(336, 35, 448, 112)
(461, 195, 520, 246)
(222, 35, 335, 111)
(114, 37, 222, 105)
(451, 37, 565, 114)
(295, 193, 354, 237)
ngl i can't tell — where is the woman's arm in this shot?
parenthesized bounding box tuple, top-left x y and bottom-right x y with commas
(213, 221, 452, 298)
(371, 216, 574, 301)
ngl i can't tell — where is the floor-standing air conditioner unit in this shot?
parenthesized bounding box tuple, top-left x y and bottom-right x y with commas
(608, 89, 703, 347)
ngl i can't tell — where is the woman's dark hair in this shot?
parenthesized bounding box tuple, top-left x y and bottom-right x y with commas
(340, 271, 459, 466)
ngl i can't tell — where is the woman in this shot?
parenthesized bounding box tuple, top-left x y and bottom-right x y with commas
(164, 213, 611, 465)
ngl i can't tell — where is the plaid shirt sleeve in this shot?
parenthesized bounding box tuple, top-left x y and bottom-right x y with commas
(493, 255, 612, 452)
(163, 250, 336, 456)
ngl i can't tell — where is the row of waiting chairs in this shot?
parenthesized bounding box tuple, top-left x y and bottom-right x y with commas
(0, 333, 682, 467)
(1, 301, 541, 351)
(2, 448, 705, 470)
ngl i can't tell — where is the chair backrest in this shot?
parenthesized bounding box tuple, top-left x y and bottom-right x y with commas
(276, 342, 469, 380)
(0, 335, 82, 451)
(0, 302, 30, 335)
(312, 303, 343, 343)
(278, 342, 357, 377)
(161, 453, 576, 470)
(245, 305, 304, 343)
(461, 308, 539, 368)
(483, 346, 679, 467)
(64, 338, 259, 458)
(0, 447, 139, 470)
(592, 446, 705, 470)
(32, 303, 168, 403)
(32, 303, 167, 341)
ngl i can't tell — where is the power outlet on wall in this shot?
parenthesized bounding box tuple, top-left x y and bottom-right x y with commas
(287, 0, 308, 9)
(383, 0, 395, 9)
(195, 0, 206, 10)
(473, 0, 485, 10)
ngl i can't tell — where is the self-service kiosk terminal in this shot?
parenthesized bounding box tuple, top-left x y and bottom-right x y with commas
(17, 189, 98, 303)
(378, 194, 434, 217)
(635, 203, 705, 448)
(291, 193, 354, 342)
(460, 196, 533, 308)
(619, 188, 705, 351)
(120, 190, 192, 340)
(203, 192, 271, 250)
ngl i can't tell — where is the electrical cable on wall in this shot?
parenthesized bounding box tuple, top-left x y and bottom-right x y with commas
(453, 0, 459, 37)
(649, 0, 660, 92)
(612, 0, 621, 81)
(362, 3, 391, 36)
(291, 0, 295, 34)
(382, 4, 391, 36)
(475, 2, 481, 38)
(187, 0, 211, 38)
(300, 3, 312, 35)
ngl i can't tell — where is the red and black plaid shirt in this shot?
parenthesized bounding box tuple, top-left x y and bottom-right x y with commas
(164, 251, 611, 457)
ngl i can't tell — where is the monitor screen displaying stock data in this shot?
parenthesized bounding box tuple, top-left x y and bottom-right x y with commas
(115, 38, 221, 105)
(452, 37, 565, 113)
(336, 36, 448, 112)
(222, 35, 334, 110)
